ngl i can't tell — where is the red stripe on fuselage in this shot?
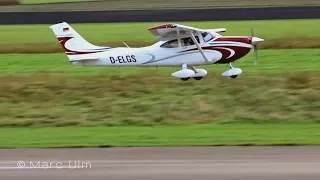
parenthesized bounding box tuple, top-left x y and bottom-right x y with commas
(57, 37, 104, 55)
(214, 36, 252, 44)
(178, 36, 252, 63)
(179, 46, 251, 63)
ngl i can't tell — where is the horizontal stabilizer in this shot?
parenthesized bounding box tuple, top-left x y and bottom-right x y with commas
(68, 58, 98, 62)
(68, 54, 99, 62)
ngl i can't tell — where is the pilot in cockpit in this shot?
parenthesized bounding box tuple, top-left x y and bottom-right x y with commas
(182, 37, 194, 46)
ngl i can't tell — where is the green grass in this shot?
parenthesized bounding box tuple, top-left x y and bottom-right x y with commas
(0, 50, 319, 127)
(0, 50, 319, 148)
(1, 124, 320, 148)
(1, 49, 320, 74)
(1, 19, 320, 54)
(1, 20, 319, 148)
(3, 0, 319, 12)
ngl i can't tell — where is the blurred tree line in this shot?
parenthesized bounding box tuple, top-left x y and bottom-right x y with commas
(0, 0, 21, 5)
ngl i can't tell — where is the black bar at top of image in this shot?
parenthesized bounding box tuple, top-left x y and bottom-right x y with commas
(1, 6, 320, 24)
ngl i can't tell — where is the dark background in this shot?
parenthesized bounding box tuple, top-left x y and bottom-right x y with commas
(1, 6, 320, 24)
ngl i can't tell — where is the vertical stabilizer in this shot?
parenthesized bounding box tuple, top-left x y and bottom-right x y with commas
(49, 22, 111, 60)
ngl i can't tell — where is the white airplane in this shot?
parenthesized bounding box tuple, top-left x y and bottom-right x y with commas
(50, 22, 264, 80)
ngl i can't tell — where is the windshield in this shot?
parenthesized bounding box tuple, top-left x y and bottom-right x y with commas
(202, 32, 214, 42)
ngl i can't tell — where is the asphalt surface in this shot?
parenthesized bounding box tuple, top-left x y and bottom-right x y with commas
(0, 146, 320, 180)
(1, 6, 320, 24)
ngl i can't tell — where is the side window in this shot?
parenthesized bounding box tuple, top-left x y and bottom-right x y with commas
(202, 32, 214, 42)
(160, 39, 179, 48)
(181, 36, 200, 46)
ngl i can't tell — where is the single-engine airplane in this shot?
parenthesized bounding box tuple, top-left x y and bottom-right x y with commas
(50, 22, 264, 80)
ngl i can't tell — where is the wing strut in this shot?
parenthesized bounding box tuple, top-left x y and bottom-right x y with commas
(189, 32, 210, 63)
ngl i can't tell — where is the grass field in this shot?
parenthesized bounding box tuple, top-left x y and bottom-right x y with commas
(0, 50, 319, 127)
(1, 49, 320, 74)
(1, 124, 320, 148)
(1, 19, 320, 53)
(2, 0, 319, 12)
(1, 19, 320, 147)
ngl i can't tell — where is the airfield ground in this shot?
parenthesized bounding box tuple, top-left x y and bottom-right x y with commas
(0, 124, 320, 148)
(1, 3, 319, 179)
(0, 19, 319, 147)
(1, 146, 320, 180)
(0, 50, 319, 127)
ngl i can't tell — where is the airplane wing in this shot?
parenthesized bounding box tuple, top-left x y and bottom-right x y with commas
(147, 23, 226, 41)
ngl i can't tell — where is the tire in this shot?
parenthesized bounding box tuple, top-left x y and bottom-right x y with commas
(181, 77, 190, 81)
(194, 77, 203, 80)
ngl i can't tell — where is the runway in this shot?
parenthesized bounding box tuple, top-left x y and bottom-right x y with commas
(2, 6, 320, 24)
(1, 146, 320, 180)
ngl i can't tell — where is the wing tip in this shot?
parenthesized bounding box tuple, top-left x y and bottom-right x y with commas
(148, 23, 177, 30)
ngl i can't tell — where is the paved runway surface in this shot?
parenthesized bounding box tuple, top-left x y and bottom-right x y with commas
(2, 6, 320, 24)
(0, 146, 320, 180)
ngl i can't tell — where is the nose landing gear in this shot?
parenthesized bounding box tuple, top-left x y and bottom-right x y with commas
(221, 62, 242, 79)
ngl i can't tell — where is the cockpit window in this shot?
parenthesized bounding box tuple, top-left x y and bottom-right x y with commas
(160, 39, 179, 48)
(181, 36, 200, 46)
(202, 32, 214, 42)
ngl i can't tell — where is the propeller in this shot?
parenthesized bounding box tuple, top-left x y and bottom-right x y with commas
(250, 28, 264, 66)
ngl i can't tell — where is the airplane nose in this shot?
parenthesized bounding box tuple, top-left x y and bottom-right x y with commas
(251, 37, 264, 45)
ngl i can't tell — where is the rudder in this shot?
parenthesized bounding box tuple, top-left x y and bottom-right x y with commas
(49, 22, 111, 59)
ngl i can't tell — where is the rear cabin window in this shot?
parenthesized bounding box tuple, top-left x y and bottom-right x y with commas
(181, 36, 200, 46)
(160, 39, 179, 48)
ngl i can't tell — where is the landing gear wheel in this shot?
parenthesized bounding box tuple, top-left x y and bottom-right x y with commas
(194, 77, 203, 80)
(230, 75, 237, 78)
(181, 77, 190, 81)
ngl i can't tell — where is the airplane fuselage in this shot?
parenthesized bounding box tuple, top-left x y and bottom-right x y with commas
(71, 36, 253, 67)
(50, 22, 264, 80)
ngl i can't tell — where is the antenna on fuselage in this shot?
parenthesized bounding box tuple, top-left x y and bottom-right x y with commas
(123, 41, 130, 48)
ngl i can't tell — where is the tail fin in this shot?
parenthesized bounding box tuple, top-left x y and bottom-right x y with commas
(49, 22, 111, 60)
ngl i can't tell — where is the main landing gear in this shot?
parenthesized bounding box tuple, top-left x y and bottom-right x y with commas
(172, 62, 242, 81)
(181, 75, 204, 81)
(171, 64, 207, 81)
(221, 62, 242, 79)
(194, 77, 203, 80)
